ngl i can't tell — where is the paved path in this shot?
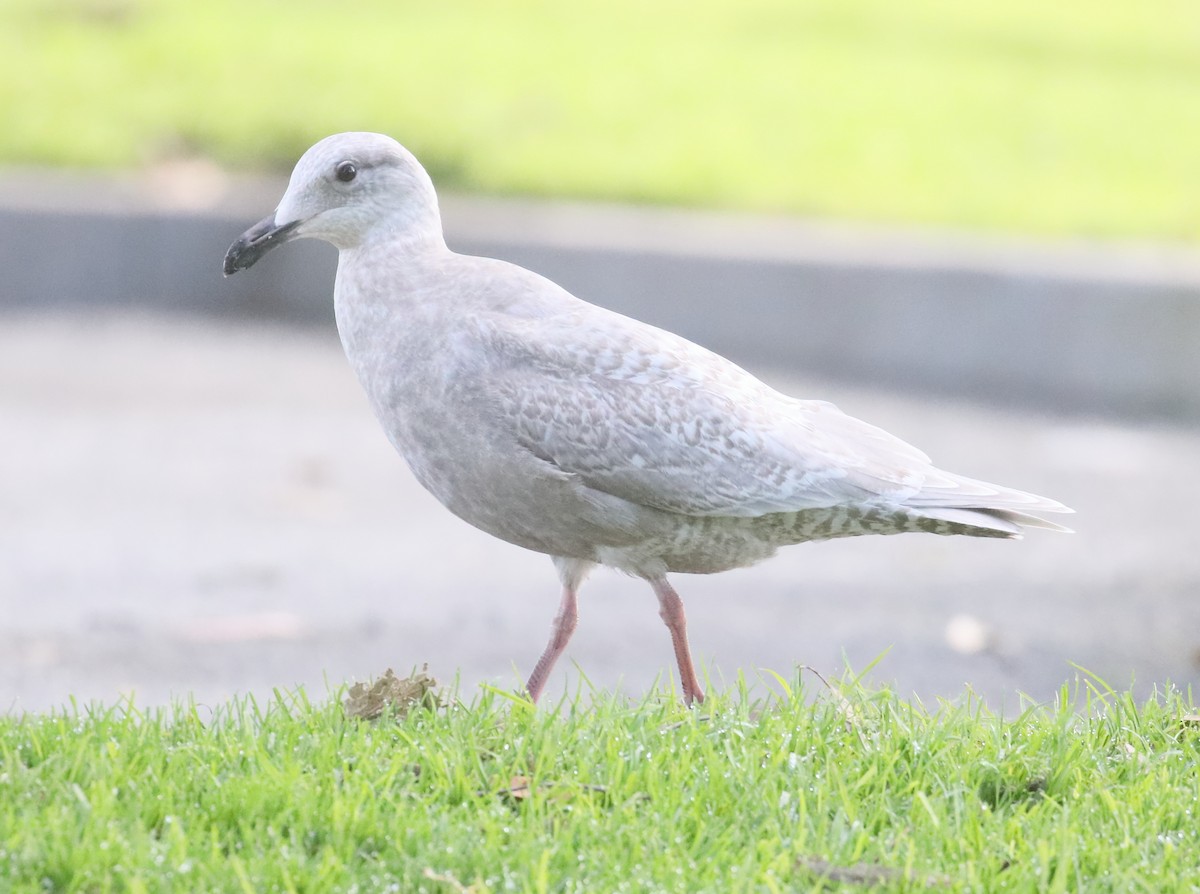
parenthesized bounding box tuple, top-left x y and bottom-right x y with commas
(3, 312, 1197, 713)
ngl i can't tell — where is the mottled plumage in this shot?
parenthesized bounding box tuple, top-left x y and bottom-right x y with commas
(224, 132, 1071, 704)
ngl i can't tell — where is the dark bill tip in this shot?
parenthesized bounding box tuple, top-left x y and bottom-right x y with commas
(222, 215, 302, 276)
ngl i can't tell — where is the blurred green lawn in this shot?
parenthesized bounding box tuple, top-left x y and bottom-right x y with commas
(2, 0, 1198, 240)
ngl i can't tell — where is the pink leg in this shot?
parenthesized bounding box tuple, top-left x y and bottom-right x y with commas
(524, 585, 579, 703)
(650, 578, 705, 705)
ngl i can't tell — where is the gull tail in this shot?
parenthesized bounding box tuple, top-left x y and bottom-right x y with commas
(905, 470, 1074, 539)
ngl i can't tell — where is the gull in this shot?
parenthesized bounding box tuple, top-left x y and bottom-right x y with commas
(224, 132, 1071, 705)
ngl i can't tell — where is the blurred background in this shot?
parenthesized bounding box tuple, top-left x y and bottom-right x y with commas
(2, 0, 1198, 712)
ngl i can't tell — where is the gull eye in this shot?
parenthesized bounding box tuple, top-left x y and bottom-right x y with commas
(335, 160, 357, 183)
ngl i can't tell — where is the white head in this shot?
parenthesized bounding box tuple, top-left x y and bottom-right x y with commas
(224, 132, 442, 274)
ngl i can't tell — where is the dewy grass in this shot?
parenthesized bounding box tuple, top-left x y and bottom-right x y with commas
(2, 0, 1200, 240)
(1, 674, 1197, 893)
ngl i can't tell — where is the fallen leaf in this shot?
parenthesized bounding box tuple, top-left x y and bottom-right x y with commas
(343, 666, 440, 720)
(500, 775, 532, 801)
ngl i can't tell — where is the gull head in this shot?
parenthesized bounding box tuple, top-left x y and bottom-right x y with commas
(223, 132, 440, 276)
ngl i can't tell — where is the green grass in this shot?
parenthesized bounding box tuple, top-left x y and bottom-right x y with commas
(1, 0, 1199, 240)
(2, 673, 1198, 893)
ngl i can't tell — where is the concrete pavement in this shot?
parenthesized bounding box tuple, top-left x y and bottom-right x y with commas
(3, 311, 1196, 713)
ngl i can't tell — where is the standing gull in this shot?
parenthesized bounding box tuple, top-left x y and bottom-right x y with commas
(224, 132, 1071, 705)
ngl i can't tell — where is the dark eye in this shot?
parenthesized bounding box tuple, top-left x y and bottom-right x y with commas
(335, 161, 357, 183)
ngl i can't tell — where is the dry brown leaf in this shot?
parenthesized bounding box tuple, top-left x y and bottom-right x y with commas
(500, 775, 532, 800)
(343, 665, 440, 720)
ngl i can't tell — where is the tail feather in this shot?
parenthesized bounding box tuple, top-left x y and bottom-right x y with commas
(907, 471, 1074, 538)
(913, 505, 1074, 538)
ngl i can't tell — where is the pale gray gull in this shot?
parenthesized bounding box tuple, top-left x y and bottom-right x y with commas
(224, 132, 1072, 705)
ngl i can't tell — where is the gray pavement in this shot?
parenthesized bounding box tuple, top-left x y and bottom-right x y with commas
(3, 311, 1197, 713)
